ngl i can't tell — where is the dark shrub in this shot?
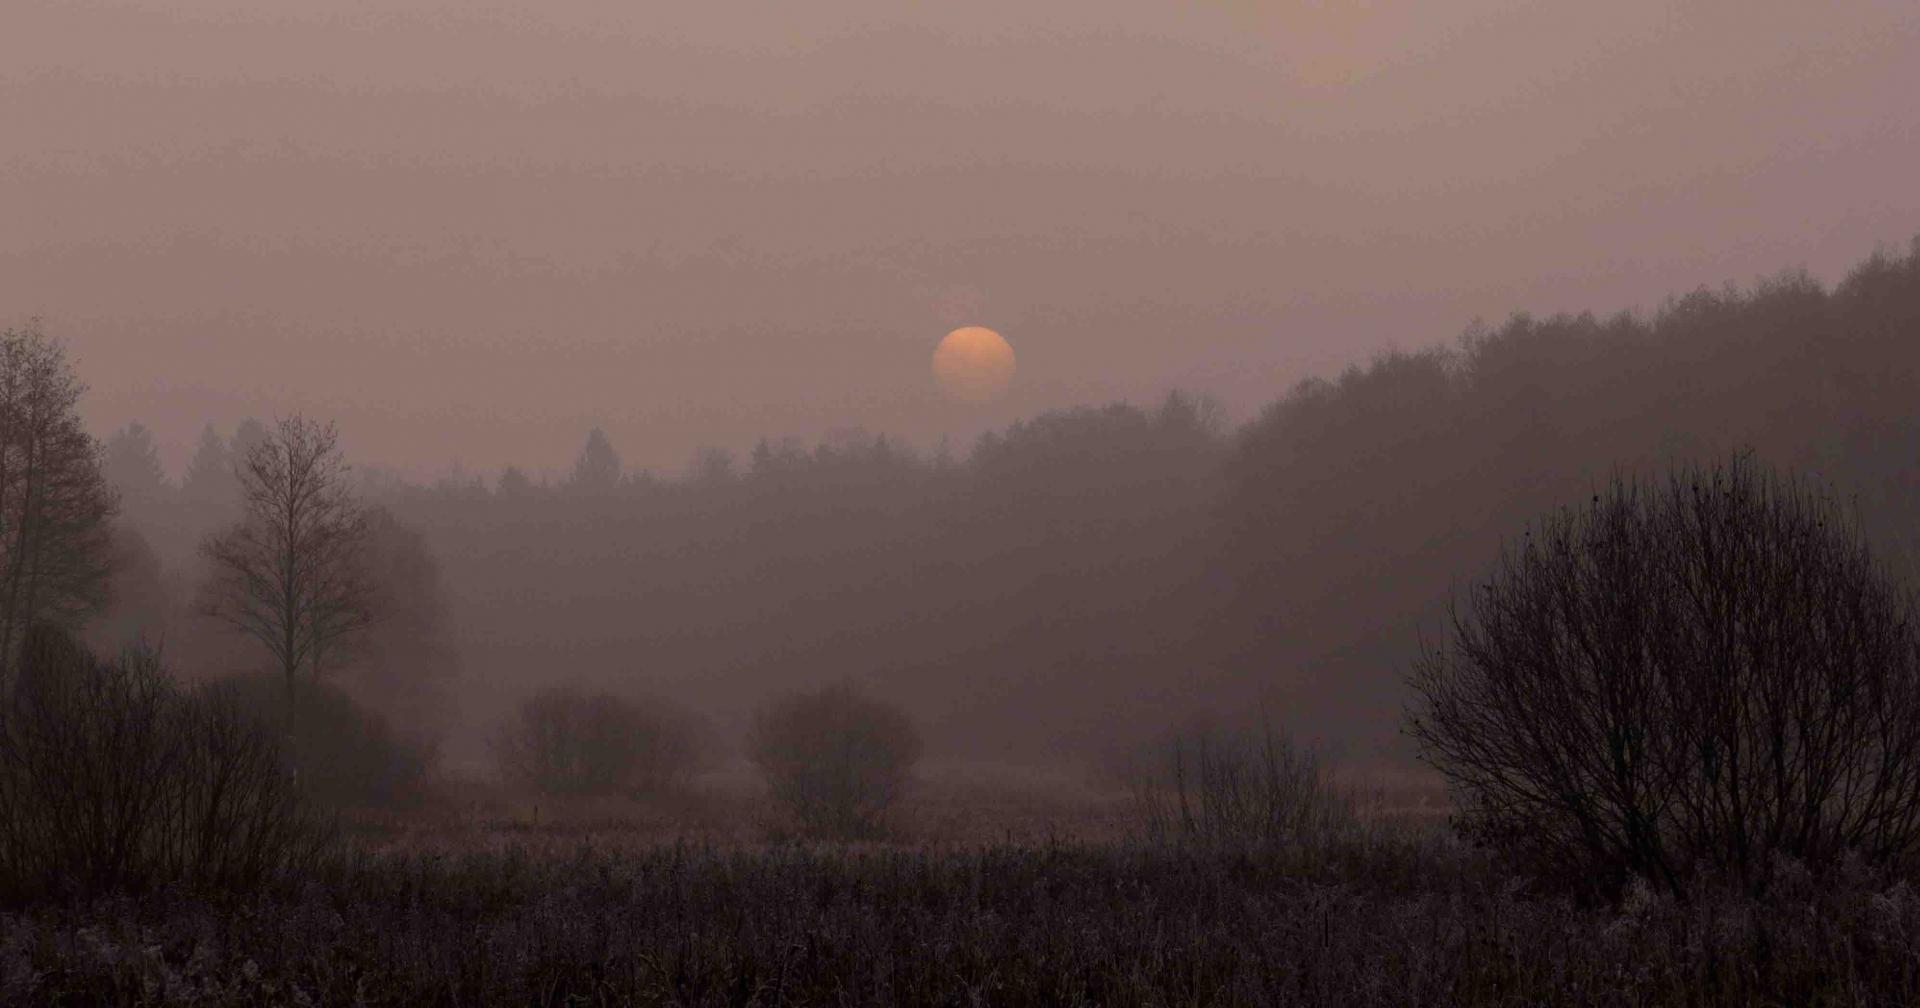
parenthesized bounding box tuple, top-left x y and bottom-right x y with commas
(1124, 716, 1356, 851)
(214, 672, 437, 810)
(748, 682, 921, 839)
(1409, 454, 1920, 899)
(0, 628, 323, 898)
(491, 685, 702, 797)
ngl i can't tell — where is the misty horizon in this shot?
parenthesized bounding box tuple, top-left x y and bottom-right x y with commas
(64, 236, 1920, 772)
(10, 0, 1919, 477)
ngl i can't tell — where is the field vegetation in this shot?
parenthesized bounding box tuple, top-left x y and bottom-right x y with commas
(9, 764, 1920, 1005)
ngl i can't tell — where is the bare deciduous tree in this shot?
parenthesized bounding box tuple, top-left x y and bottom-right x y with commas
(199, 417, 378, 715)
(1409, 454, 1920, 899)
(0, 323, 118, 675)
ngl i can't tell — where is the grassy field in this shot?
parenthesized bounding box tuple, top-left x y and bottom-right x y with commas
(351, 760, 1151, 854)
(4, 763, 1917, 1006)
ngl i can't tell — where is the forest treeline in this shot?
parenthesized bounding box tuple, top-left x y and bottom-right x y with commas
(94, 238, 1920, 762)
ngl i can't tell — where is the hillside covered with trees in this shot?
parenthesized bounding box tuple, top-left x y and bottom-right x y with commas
(87, 238, 1920, 763)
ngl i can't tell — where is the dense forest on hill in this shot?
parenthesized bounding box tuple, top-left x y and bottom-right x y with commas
(92, 238, 1920, 764)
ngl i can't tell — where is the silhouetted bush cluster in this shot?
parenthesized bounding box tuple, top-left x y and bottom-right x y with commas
(1125, 717, 1356, 852)
(213, 673, 437, 811)
(749, 682, 922, 838)
(0, 630, 324, 900)
(1411, 455, 1920, 900)
(490, 685, 702, 797)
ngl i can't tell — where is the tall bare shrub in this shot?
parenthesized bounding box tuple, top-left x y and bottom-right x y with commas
(492, 685, 701, 797)
(1126, 717, 1356, 851)
(1409, 454, 1920, 899)
(748, 682, 921, 839)
(0, 628, 322, 898)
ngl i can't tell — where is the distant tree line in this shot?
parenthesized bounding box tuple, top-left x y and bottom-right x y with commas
(367, 393, 1231, 757)
(87, 237, 1920, 763)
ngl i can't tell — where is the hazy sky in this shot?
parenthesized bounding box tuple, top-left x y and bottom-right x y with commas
(6, 0, 1917, 478)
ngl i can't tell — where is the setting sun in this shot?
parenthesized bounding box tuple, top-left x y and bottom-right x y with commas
(932, 326, 1016, 403)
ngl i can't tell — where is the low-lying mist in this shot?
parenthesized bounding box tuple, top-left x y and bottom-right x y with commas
(84, 237, 1920, 772)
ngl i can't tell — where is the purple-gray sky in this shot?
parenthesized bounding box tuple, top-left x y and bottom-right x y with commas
(6, 0, 1917, 478)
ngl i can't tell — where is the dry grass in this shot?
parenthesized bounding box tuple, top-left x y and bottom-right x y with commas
(7, 761, 1916, 1006)
(340, 759, 1140, 855)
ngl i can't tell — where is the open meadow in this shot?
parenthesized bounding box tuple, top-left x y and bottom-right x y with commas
(8, 762, 1920, 1007)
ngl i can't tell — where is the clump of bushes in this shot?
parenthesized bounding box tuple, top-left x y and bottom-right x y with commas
(1124, 716, 1357, 852)
(491, 685, 703, 797)
(0, 628, 324, 899)
(213, 673, 438, 810)
(1410, 455, 1920, 900)
(748, 682, 922, 839)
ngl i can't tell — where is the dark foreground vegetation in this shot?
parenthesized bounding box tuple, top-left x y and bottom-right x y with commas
(7, 836, 1920, 1006)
